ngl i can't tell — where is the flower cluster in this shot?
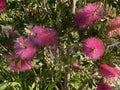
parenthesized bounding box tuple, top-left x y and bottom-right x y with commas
(78, 3, 120, 88)
(7, 26, 58, 71)
(7, 37, 36, 71)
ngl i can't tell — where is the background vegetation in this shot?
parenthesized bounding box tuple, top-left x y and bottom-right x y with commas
(0, 0, 120, 90)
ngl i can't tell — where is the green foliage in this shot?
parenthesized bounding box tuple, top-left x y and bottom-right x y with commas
(0, 0, 120, 90)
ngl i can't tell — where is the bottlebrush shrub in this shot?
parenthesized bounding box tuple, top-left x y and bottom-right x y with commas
(0, 0, 120, 90)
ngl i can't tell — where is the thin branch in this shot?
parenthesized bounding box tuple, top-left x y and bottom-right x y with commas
(71, 0, 77, 14)
(106, 41, 120, 53)
(64, 46, 71, 90)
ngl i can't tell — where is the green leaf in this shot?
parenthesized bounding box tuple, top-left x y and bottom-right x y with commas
(71, 81, 80, 89)
(0, 82, 8, 90)
(31, 82, 36, 89)
(47, 74, 61, 90)
(10, 82, 21, 87)
(0, 82, 21, 90)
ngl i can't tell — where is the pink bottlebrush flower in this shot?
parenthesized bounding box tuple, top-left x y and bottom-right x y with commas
(74, 3, 103, 29)
(14, 37, 37, 60)
(29, 10, 35, 16)
(7, 53, 34, 71)
(9, 30, 18, 36)
(96, 82, 113, 90)
(29, 26, 58, 47)
(51, 46, 57, 55)
(73, 61, 79, 68)
(6, 53, 17, 60)
(99, 63, 120, 82)
(108, 15, 120, 37)
(0, 0, 6, 13)
(82, 37, 104, 60)
(9, 60, 33, 71)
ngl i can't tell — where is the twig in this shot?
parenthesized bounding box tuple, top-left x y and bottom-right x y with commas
(64, 46, 71, 90)
(54, 85, 60, 90)
(0, 43, 11, 55)
(71, 0, 77, 14)
(106, 41, 120, 53)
